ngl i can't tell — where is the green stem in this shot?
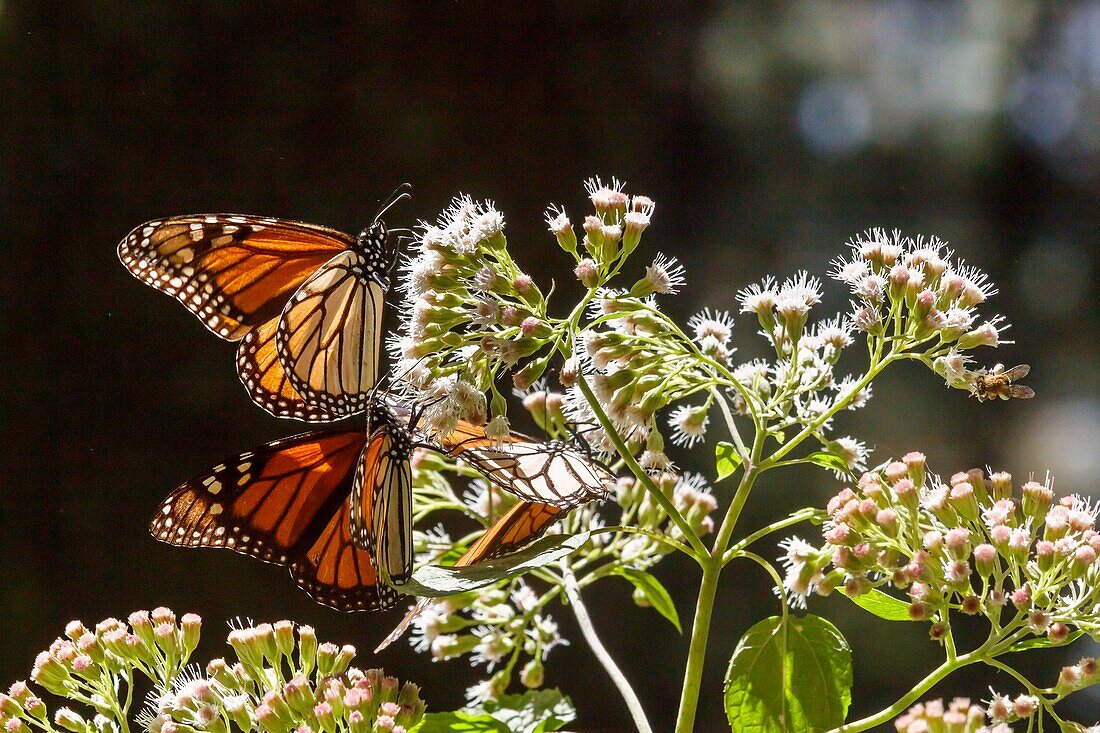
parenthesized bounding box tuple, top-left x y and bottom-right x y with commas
(826, 651, 983, 733)
(673, 559, 722, 733)
(575, 374, 708, 561)
(764, 352, 894, 467)
(563, 566, 654, 733)
(724, 508, 823, 564)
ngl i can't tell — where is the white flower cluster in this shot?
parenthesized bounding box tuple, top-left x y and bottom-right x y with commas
(829, 228, 1007, 393)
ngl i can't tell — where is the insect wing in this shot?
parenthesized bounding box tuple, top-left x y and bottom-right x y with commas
(149, 427, 397, 611)
(457, 440, 613, 507)
(119, 215, 352, 339)
(277, 250, 387, 418)
(999, 364, 1031, 381)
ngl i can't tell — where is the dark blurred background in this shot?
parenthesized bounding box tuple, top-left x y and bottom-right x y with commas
(4, 2, 1100, 730)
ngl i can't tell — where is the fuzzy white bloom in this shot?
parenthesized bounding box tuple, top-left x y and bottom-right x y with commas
(833, 437, 868, 476)
(644, 254, 686, 295)
(470, 627, 512, 669)
(465, 679, 502, 704)
(829, 256, 870, 285)
(510, 582, 540, 614)
(777, 536, 824, 608)
(484, 415, 510, 446)
(667, 403, 710, 448)
(737, 276, 778, 315)
(833, 375, 873, 410)
(779, 271, 823, 309)
(410, 605, 448, 653)
(687, 308, 734, 345)
(544, 206, 570, 234)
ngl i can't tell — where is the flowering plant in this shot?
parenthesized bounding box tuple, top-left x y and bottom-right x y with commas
(14, 178, 1094, 733)
(375, 179, 1096, 732)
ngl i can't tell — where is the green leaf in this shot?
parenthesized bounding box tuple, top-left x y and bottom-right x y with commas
(411, 712, 511, 732)
(613, 567, 682, 633)
(804, 451, 852, 475)
(396, 533, 590, 597)
(1008, 630, 1084, 652)
(716, 442, 743, 481)
(837, 587, 915, 622)
(474, 689, 577, 733)
(723, 614, 853, 732)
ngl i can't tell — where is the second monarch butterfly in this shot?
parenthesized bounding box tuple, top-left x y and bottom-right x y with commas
(150, 398, 612, 611)
(118, 190, 408, 421)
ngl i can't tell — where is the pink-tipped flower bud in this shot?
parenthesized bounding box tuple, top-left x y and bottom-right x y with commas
(574, 258, 599, 288)
(888, 264, 909, 299)
(974, 543, 997, 577)
(912, 289, 935, 321)
(1072, 545, 1097, 579)
(1021, 480, 1053, 523)
(875, 509, 898, 535)
(988, 471, 1013, 501)
(948, 483, 979, 521)
(957, 322, 1000, 349)
(180, 614, 201, 656)
(884, 462, 908, 483)
(902, 452, 926, 489)
(1012, 694, 1039, 717)
(1036, 540, 1056, 572)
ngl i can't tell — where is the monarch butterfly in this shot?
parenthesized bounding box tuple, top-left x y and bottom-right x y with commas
(150, 399, 610, 611)
(118, 191, 407, 421)
(375, 499, 565, 651)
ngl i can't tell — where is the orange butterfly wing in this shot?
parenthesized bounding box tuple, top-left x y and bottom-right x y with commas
(374, 500, 564, 652)
(119, 215, 352, 340)
(291, 493, 398, 612)
(150, 427, 397, 612)
(236, 317, 336, 422)
(457, 501, 564, 566)
(434, 421, 613, 508)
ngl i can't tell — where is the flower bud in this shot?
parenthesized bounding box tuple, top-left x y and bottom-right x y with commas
(316, 643, 339, 677)
(966, 468, 988, 505)
(223, 696, 252, 731)
(332, 644, 356, 676)
(902, 452, 926, 489)
(54, 708, 87, 733)
(284, 677, 315, 715)
(621, 210, 651, 257)
(1022, 481, 1053, 523)
(948, 483, 979, 522)
(520, 659, 544, 689)
(990, 471, 1012, 499)
(180, 614, 201, 657)
(546, 209, 578, 257)
(974, 544, 997, 577)
(893, 479, 919, 512)
(298, 626, 317, 676)
(956, 323, 1000, 349)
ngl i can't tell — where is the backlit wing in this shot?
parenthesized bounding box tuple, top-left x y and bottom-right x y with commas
(450, 439, 613, 507)
(236, 316, 336, 421)
(350, 409, 415, 585)
(119, 215, 352, 339)
(290, 495, 399, 612)
(374, 500, 564, 652)
(149, 427, 397, 611)
(277, 250, 387, 418)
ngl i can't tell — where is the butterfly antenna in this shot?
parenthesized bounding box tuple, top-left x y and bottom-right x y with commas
(374, 182, 412, 222)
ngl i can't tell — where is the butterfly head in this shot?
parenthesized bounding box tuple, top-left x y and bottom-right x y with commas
(358, 184, 412, 288)
(355, 220, 397, 288)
